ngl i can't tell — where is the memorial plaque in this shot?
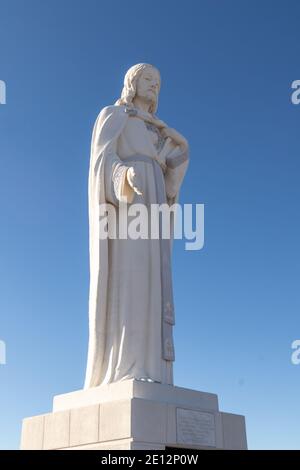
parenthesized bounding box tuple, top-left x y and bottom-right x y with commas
(176, 408, 216, 447)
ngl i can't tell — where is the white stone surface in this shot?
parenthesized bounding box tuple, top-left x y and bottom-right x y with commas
(70, 404, 99, 447)
(43, 410, 70, 450)
(66, 440, 133, 450)
(221, 412, 247, 450)
(100, 400, 131, 442)
(21, 415, 45, 450)
(131, 398, 167, 443)
(53, 379, 218, 412)
(21, 380, 247, 450)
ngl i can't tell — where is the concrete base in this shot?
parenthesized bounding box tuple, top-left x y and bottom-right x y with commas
(20, 380, 247, 450)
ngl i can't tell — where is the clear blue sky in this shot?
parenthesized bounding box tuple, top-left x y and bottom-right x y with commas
(1, 0, 300, 450)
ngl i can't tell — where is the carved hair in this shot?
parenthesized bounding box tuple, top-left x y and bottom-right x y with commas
(115, 63, 161, 114)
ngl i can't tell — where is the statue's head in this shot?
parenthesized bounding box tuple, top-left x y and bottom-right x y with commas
(115, 63, 161, 114)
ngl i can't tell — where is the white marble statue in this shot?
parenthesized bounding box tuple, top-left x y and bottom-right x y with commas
(84, 63, 189, 388)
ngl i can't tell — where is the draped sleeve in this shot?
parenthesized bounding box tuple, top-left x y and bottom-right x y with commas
(158, 137, 189, 202)
(90, 107, 134, 206)
(103, 135, 135, 205)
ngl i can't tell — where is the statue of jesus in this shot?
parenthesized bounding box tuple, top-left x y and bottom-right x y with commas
(84, 63, 189, 388)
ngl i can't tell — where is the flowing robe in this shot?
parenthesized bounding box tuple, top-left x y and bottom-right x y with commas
(84, 105, 188, 388)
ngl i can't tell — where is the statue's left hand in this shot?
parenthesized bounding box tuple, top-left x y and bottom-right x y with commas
(126, 166, 143, 196)
(161, 127, 188, 151)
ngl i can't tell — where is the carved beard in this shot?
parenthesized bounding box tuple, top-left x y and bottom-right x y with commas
(142, 92, 157, 112)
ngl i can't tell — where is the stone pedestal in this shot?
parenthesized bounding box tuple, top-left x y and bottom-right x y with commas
(20, 380, 247, 450)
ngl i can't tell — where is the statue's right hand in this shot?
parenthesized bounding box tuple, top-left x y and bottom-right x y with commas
(126, 167, 143, 196)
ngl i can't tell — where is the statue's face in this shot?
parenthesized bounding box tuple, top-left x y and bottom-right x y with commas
(136, 67, 160, 105)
